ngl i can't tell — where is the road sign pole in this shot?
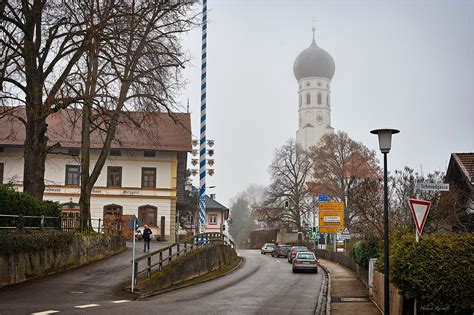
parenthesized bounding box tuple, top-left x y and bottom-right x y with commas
(131, 218, 136, 292)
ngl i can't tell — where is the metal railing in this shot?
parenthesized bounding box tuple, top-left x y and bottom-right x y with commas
(0, 214, 119, 234)
(132, 232, 234, 286)
(0, 214, 60, 230)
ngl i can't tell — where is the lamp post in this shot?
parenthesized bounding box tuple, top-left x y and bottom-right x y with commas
(370, 128, 399, 315)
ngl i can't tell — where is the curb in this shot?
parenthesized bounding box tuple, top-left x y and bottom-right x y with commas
(137, 256, 244, 299)
(317, 263, 331, 315)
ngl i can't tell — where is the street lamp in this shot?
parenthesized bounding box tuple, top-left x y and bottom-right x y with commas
(370, 128, 399, 315)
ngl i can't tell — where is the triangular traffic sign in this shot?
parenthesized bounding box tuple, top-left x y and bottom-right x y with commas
(408, 199, 432, 235)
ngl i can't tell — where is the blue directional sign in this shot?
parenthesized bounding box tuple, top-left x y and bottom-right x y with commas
(318, 194, 329, 202)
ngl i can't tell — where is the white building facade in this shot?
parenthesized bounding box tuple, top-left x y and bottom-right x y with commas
(294, 28, 336, 150)
(0, 110, 191, 242)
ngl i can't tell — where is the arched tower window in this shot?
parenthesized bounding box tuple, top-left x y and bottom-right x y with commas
(327, 94, 330, 107)
(317, 93, 322, 105)
(306, 93, 311, 105)
(299, 95, 302, 108)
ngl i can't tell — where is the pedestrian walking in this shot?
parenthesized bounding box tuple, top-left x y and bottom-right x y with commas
(143, 224, 153, 252)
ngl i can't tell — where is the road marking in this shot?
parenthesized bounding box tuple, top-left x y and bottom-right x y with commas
(276, 260, 280, 263)
(75, 304, 100, 309)
(111, 300, 131, 304)
(31, 311, 59, 315)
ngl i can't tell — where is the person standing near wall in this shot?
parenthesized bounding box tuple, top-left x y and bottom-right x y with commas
(143, 224, 153, 252)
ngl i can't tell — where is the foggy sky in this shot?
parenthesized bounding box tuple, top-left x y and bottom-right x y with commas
(179, 0, 474, 206)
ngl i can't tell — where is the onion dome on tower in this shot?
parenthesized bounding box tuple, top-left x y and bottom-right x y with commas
(293, 28, 335, 80)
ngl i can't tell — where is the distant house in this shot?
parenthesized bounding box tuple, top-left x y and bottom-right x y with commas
(0, 108, 191, 242)
(179, 192, 229, 236)
(445, 153, 474, 232)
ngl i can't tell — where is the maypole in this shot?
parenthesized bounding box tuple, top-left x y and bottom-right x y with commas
(198, 0, 208, 233)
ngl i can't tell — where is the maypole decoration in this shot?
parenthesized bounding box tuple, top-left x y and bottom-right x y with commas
(198, 0, 208, 233)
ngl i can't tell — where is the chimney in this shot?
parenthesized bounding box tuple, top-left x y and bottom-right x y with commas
(210, 193, 216, 200)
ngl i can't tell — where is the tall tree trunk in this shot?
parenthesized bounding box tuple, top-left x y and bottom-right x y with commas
(22, 0, 46, 200)
(79, 101, 92, 231)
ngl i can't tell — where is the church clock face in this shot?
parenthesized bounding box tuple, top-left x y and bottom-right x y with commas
(316, 112, 324, 125)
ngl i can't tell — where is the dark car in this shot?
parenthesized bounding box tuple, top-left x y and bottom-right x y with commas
(271, 244, 292, 258)
(288, 246, 309, 263)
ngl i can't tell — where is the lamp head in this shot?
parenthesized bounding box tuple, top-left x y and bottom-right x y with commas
(370, 128, 400, 153)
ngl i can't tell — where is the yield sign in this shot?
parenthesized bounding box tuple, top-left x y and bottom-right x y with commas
(408, 199, 432, 235)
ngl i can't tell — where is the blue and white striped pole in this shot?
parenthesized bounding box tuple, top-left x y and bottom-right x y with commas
(198, 0, 208, 234)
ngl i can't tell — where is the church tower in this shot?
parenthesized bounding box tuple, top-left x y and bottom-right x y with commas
(294, 27, 335, 150)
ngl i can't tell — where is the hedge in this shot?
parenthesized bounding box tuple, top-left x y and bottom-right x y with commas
(0, 230, 75, 255)
(379, 230, 474, 313)
(351, 238, 380, 268)
(0, 185, 61, 228)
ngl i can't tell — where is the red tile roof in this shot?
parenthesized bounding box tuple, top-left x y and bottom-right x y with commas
(453, 153, 474, 183)
(0, 108, 192, 152)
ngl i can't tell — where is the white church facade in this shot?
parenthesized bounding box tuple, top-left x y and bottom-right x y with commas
(293, 28, 336, 150)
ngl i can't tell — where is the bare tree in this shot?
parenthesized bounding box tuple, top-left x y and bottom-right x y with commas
(0, 0, 110, 199)
(389, 167, 468, 233)
(310, 131, 380, 227)
(72, 0, 196, 229)
(257, 139, 313, 232)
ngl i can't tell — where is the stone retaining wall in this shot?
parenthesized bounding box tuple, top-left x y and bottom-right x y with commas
(138, 244, 237, 295)
(0, 234, 126, 288)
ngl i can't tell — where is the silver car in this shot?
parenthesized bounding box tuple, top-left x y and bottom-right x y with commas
(260, 243, 276, 255)
(292, 251, 318, 273)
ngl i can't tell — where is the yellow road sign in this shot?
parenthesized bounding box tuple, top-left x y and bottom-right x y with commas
(319, 202, 344, 211)
(319, 227, 344, 233)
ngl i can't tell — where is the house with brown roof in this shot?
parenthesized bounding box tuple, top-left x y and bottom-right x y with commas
(445, 153, 474, 232)
(0, 108, 192, 242)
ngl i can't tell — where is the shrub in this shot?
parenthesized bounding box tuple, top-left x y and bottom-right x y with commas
(351, 238, 380, 268)
(380, 230, 474, 313)
(0, 230, 75, 255)
(0, 185, 61, 228)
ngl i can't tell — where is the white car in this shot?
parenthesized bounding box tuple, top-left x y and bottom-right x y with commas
(260, 243, 276, 255)
(292, 251, 318, 273)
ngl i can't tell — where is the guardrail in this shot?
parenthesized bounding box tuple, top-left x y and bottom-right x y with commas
(132, 232, 234, 286)
(0, 214, 117, 234)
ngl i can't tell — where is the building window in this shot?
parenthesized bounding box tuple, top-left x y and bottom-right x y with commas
(299, 95, 302, 108)
(144, 150, 156, 157)
(142, 167, 156, 188)
(0, 163, 3, 184)
(317, 93, 322, 105)
(0, 147, 4, 152)
(327, 94, 330, 107)
(107, 166, 122, 187)
(138, 205, 157, 226)
(306, 93, 311, 105)
(110, 149, 121, 156)
(104, 204, 123, 216)
(209, 214, 217, 225)
(65, 165, 80, 186)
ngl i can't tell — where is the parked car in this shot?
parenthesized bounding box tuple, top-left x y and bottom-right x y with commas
(288, 246, 309, 263)
(271, 244, 292, 258)
(261, 243, 277, 255)
(292, 251, 318, 273)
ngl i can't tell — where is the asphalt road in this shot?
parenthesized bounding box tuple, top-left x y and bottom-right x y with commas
(0, 249, 323, 315)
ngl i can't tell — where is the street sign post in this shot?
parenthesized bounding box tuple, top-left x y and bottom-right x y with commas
(415, 182, 449, 192)
(408, 198, 431, 315)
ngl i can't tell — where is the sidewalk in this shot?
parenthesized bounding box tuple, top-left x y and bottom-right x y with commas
(319, 259, 381, 315)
